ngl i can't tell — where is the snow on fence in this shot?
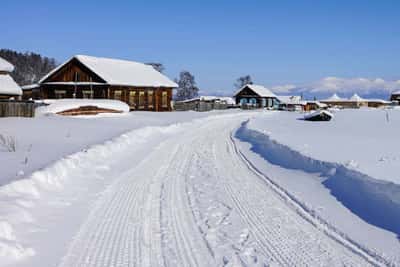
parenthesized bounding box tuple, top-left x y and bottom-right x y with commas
(0, 100, 38, 118)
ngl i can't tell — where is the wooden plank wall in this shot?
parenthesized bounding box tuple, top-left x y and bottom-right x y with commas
(0, 100, 36, 117)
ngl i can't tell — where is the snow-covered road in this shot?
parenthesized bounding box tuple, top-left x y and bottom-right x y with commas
(56, 114, 379, 267)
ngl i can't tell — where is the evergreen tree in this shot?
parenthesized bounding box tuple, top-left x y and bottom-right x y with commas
(234, 75, 253, 89)
(175, 71, 199, 101)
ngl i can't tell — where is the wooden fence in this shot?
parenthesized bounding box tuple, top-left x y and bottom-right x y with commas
(0, 100, 36, 117)
(174, 101, 236, 112)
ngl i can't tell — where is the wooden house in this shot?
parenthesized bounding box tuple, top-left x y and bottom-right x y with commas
(234, 84, 279, 109)
(0, 57, 22, 99)
(304, 101, 328, 111)
(22, 55, 177, 111)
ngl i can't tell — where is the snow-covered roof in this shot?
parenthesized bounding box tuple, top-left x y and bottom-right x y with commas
(235, 84, 276, 98)
(392, 90, 400, 95)
(21, 84, 40, 90)
(39, 55, 178, 88)
(306, 101, 328, 108)
(277, 95, 306, 105)
(349, 94, 365, 102)
(0, 57, 14, 73)
(0, 74, 22, 95)
(303, 110, 334, 120)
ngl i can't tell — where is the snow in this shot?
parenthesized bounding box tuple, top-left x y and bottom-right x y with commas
(323, 93, 345, 101)
(235, 84, 277, 98)
(0, 109, 398, 266)
(39, 55, 178, 88)
(0, 75, 22, 96)
(34, 99, 130, 115)
(0, 111, 383, 266)
(0, 57, 14, 73)
(247, 109, 400, 185)
(303, 109, 333, 119)
(349, 93, 365, 101)
(392, 90, 400, 95)
(236, 109, 400, 263)
(277, 95, 306, 105)
(306, 100, 328, 108)
(20, 84, 39, 91)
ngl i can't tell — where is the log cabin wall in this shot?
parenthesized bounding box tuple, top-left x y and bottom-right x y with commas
(46, 58, 105, 83)
(109, 86, 172, 111)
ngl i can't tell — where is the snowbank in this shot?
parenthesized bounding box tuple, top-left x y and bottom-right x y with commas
(248, 109, 400, 184)
(0, 57, 14, 73)
(0, 75, 22, 96)
(35, 99, 130, 116)
(236, 122, 400, 235)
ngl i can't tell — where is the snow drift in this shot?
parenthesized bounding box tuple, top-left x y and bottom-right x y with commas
(235, 121, 400, 237)
(35, 99, 130, 116)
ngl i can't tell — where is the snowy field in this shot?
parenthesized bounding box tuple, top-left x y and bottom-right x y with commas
(237, 108, 400, 264)
(0, 109, 399, 266)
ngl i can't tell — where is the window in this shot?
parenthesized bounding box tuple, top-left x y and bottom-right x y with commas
(114, 90, 122, 101)
(139, 91, 145, 109)
(55, 90, 66, 99)
(129, 91, 136, 109)
(82, 90, 93, 99)
(147, 90, 154, 108)
(162, 91, 168, 108)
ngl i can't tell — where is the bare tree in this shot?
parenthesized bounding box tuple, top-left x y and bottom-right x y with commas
(146, 62, 165, 73)
(234, 75, 253, 89)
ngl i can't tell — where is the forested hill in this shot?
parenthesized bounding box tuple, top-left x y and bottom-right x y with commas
(0, 49, 57, 86)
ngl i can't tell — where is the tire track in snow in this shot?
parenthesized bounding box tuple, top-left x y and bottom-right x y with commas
(57, 114, 382, 267)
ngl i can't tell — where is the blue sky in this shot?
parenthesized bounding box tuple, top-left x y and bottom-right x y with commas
(1, 0, 400, 97)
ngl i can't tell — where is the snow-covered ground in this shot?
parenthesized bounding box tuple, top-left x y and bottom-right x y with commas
(0, 111, 221, 185)
(236, 108, 400, 264)
(35, 99, 130, 116)
(0, 109, 399, 266)
(246, 108, 400, 184)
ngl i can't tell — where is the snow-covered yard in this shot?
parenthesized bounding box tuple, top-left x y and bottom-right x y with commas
(0, 108, 399, 266)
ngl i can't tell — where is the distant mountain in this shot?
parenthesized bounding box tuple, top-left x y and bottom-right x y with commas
(0, 49, 57, 86)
